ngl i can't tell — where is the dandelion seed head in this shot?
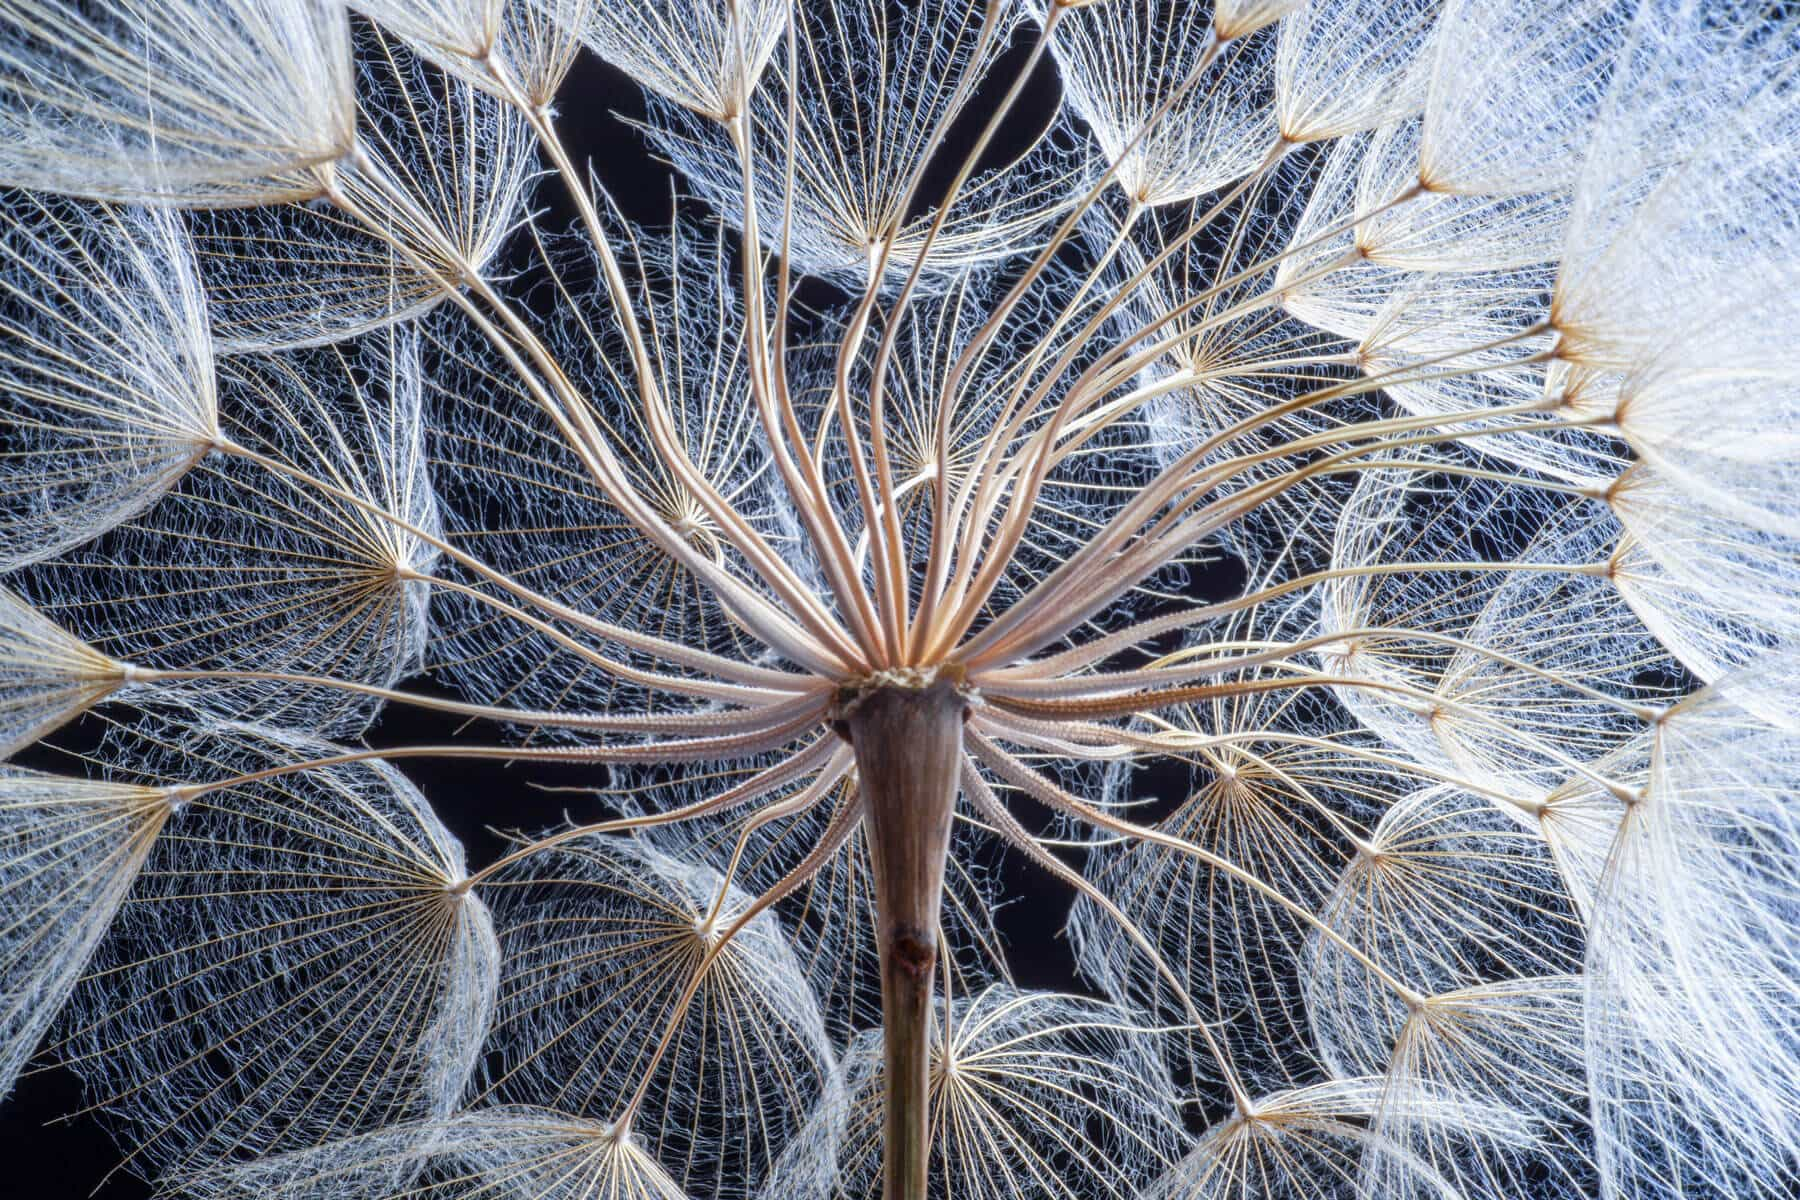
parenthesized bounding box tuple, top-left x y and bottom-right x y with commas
(0, 2, 1797, 1198)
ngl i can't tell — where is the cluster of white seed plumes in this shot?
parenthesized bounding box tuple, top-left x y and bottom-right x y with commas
(1, 2, 1797, 1199)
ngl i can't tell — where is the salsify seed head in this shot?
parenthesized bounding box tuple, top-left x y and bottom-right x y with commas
(0, 3, 1796, 1200)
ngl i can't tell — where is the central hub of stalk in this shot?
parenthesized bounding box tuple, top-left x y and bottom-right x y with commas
(837, 673, 967, 1200)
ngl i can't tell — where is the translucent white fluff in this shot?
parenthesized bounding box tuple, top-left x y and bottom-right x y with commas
(579, 0, 788, 121)
(58, 723, 496, 1181)
(0, 198, 216, 569)
(483, 832, 840, 1199)
(767, 985, 1186, 1200)
(0, 1, 355, 203)
(0, 767, 167, 1099)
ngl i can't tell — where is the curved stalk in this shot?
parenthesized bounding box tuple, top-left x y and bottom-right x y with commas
(320, 157, 860, 679)
(215, 435, 809, 691)
(127, 665, 827, 738)
(966, 727, 1426, 1008)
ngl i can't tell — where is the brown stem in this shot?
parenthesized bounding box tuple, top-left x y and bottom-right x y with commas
(839, 675, 968, 1200)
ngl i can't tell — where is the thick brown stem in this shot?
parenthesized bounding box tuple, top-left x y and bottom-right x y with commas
(840, 676, 967, 1200)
